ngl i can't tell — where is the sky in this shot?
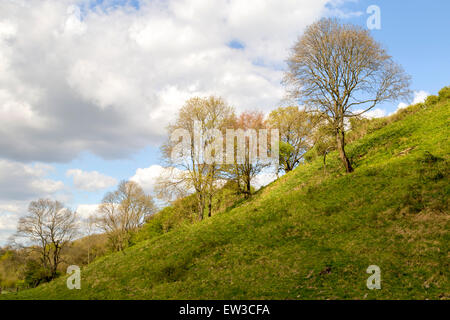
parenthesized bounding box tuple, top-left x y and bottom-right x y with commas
(0, 0, 449, 244)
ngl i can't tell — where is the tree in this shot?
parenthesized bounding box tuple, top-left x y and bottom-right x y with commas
(284, 18, 411, 172)
(96, 181, 156, 251)
(161, 96, 235, 220)
(83, 215, 97, 264)
(0, 245, 29, 290)
(154, 167, 190, 205)
(16, 199, 78, 279)
(314, 122, 336, 173)
(267, 106, 316, 173)
(225, 111, 269, 197)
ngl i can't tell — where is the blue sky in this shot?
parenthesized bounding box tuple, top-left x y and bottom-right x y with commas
(0, 0, 449, 244)
(344, 0, 450, 100)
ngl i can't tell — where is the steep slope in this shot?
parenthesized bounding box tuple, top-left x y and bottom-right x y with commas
(4, 92, 449, 300)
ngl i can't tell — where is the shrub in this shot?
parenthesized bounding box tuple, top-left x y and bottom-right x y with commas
(425, 95, 439, 106)
(23, 260, 52, 288)
(438, 86, 450, 100)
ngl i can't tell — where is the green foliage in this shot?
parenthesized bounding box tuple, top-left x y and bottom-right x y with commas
(0, 249, 26, 289)
(132, 183, 245, 244)
(279, 141, 295, 163)
(23, 260, 52, 289)
(267, 106, 315, 172)
(3, 87, 449, 300)
(425, 95, 439, 106)
(62, 234, 109, 266)
(438, 86, 450, 100)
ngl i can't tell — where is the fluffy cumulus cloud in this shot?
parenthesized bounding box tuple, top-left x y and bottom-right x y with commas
(0, 160, 66, 244)
(130, 164, 185, 194)
(397, 90, 429, 111)
(364, 108, 386, 119)
(253, 171, 278, 189)
(67, 169, 117, 192)
(0, 212, 19, 244)
(0, 0, 357, 163)
(76, 204, 99, 220)
(0, 160, 64, 201)
(354, 108, 387, 119)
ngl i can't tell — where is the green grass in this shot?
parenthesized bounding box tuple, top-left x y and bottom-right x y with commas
(3, 95, 449, 300)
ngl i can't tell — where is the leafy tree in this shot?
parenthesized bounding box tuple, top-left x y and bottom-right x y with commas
(161, 96, 235, 220)
(267, 106, 316, 173)
(23, 260, 51, 288)
(225, 111, 269, 197)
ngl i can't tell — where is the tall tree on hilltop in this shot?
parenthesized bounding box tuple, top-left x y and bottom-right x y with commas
(284, 18, 411, 172)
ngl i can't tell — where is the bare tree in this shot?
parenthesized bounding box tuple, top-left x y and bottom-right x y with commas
(161, 96, 235, 220)
(16, 199, 78, 278)
(96, 181, 156, 251)
(154, 167, 190, 205)
(83, 215, 97, 264)
(284, 18, 411, 172)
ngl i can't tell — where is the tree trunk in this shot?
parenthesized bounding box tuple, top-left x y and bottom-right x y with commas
(245, 177, 251, 198)
(51, 246, 60, 278)
(197, 193, 204, 221)
(336, 129, 353, 173)
(284, 161, 292, 173)
(208, 194, 212, 217)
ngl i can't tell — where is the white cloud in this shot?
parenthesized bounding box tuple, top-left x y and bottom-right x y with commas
(130, 165, 185, 194)
(0, 159, 67, 245)
(253, 171, 278, 189)
(0, 212, 19, 244)
(0, 0, 356, 163)
(0, 20, 16, 40)
(76, 204, 99, 220)
(413, 90, 430, 104)
(397, 90, 429, 111)
(64, 5, 87, 36)
(0, 160, 64, 201)
(396, 102, 408, 110)
(0, 212, 18, 231)
(0, 204, 21, 214)
(365, 108, 386, 119)
(354, 108, 387, 119)
(0, 160, 68, 245)
(67, 169, 117, 192)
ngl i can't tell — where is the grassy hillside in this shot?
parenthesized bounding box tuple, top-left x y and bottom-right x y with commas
(3, 90, 449, 300)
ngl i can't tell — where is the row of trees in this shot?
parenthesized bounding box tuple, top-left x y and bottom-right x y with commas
(156, 18, 410, 222)
(3, 180, 156, 288)
(157, 98, 318, 221)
